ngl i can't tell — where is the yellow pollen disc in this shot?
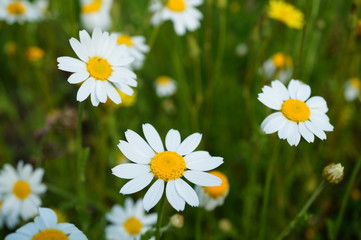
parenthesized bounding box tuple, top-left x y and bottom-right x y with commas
(124, 217, 142, 235)
(156, 76, 171, 86)
(82, 0, 102, 13)
(350, 78, 360, 89)
(203, 171, 229, 199)
(272, 53, 288, 68)
(7, 2, 26, 15)
(166, 0, 186, 12)
(13, 180, 31, 200)
(87, 57, 112, 81)
(117, 35, 133, 47)
(150, 151, 186, 181)
(281, 99, 310, 123)
(32, 229, 69, 240)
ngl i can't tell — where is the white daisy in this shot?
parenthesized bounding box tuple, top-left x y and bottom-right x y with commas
(81, 0, 113, 31)
(0, 161, 46, 228)
(262, 52, 293, 83)
(150, 0, 203, 36)
(113, 33, 150, 70)
(344, 77, 360, 101)
(195, 171, 229, 211)
(258, 79, 334, 146)
(112, 123, 223, 211)
(5, 207, 88, 240)
(155, 76, 177, 97)
(0, 0, 41, 24)
(57, 28, 137, 106)
(105, 198, 157, 240)
(0, 193, 20, 229)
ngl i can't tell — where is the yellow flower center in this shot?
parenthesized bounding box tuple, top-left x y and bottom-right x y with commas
(156, 76, 171, 85)
(82, 0, 102, 13)
(13, 180, 31, 200)
(117, 35, 133, 47)
(150, 151, 186, 181)
(166, 0, 186, 12)
(124, 217, 142, 235)
(7, 2, 26, 15)
(281, 99, 310, 123)
(32, 229, 69, 240)
(272, 53, 291, 68)
(350, 78, 360, 89)
(87, 57, 112, 80)
(203, 171, 229, 199)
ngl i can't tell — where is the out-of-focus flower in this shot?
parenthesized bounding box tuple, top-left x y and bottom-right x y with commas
(0, 0, 42, 24)
(150, 0, 203, 36)
(5, 207, 88, 240)
(344, 77, 360, 101)
(81, 0, 113, 31)
(258, 79, 334, 146)
(4, 41, 17, 56)
(51, 208, 67, 223)
(229, 1, 241, 13)
(105, 198, 157, 240)
(323, 163, 344, 184)
(235, 43, 248, 57)
(196, 171, 229, 211)
(218, 218, 232, 233)
(105, 89, 137, 108)
(262, 52, 293, 83)
(155, 76, 177, 97)
(57, 28, 137, 106)
(112, 123, 223, 211)
(0, 161, 46, 229)
(356, 20, 361, 37)
(267, 0, 304, 29)
(26, 46, 45, 62)
(169, 214, 184, 228)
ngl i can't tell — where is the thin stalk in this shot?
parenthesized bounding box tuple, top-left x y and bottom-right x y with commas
(276, 180, 326, 240)
(155, 194, 166, 240)
(147, 24, 161, 51)
(195, 208, 203, 240)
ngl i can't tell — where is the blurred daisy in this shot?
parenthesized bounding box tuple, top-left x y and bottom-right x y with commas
(81, 0, 113, 31)
(262, 52, 293, 83)
(344, 77, 360, 101)
(150, 0, 203, 35)
(57, 28, 137, 106)
(105, 89, 137, 108)
(155, 76, 177, 97)
(0, 0, 41, 24)
(267, 0, 304, 29)
(26, 46, 45, 62)
(0, 193, 19, 229)
(113, 33, 150, 70)
(258, 79, 334, 146)
(105, 198, 157, 240)
(0, 161, 46, 228)
(112, 123, 223, 211)
(5, 207, 88, 240)
(196, 171, 229, 211)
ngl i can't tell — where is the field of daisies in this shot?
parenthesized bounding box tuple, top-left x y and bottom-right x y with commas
(0, 0, 361, 239)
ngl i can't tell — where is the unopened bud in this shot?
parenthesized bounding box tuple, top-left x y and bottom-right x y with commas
(323, 163, 344, 184)
(170, 214, 184, 228)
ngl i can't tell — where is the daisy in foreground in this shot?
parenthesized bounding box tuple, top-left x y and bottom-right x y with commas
(150, 0, 203, 35)
(57, 28, 137, 106)
(105, 198, 157, 240)
(0, 161, 46, 228)
(258, 79, 334, 146)
(267, 0, 304, 29)
(112, 123, 223, 211)
(5, 207, 88, 240)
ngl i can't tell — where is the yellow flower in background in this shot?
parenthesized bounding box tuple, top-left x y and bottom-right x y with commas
(262, 52, 293, 82)
(26, 46, 44, 62)
(51, 208, 67, 223)
(344, 77, 360, 101)
(323, 163, 344, 184)
(105, 89, 137, 107)
(267, 0, 304, 29)
(81, 0, 113, 31)
(4, 41, 17, 56)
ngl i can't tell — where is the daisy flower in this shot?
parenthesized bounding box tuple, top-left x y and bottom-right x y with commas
(81, 0, 113, 31)
(0, 193, 19, 229)
(112, 123, 223, 211)
(0, 0, 41, 24)
(155, 76, 177, 97)
(0, 161, 46, 228)
(113, 33, 150, 70)
(344, 77, 360, 101)
(267, 0, 304, 29)
(150, 0, 203, 36)
(5, 207, 88, 240)
(195, 171, 229, 211)
(57, 28, 137, 106)
(262, 52, 293, 83)
(105, 198, 157, 240)
(258, 79, 334, 146)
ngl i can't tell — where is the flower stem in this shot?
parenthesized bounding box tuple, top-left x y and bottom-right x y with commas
(276, 180, 326, 240)
(195, 208, 203, 240)
(155, 194, 166, 240)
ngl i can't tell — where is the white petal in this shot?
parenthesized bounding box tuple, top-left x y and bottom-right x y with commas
(38, 208, 57, 228)
(261, 112, 287, 134)
(176, 133, 202, 156)
(69, 38, 88, 62)
(288, 79, 301, 99)
(166, 180, 185, 211)
(305, 121, 327, 140)
(258, 87, 284, 110)
(165, 129, 181, 151)
(278, 120, 291, 139)
(142, 124, 164, 153)
(76, 78, 95, 101)
(184, 151, 210, 162)
(186, 156, 223, 171)
(271, 80, 289, 100)
(90, 87, 100, 106)
(286, 122, 301, 146)
(306, 96, 328, 113)
(117, 140, 152, 164)
(125, 130, 156, 158)
(143, 179, 165, 211)
(298, 122, 315, 143)
(296, 84, 311, 101)
(112, 164, 150, 179)
(175, 178, 199, 207)
(120, 173, 153, 194)
(183, 171, 222, 187)
(67, 71, 89, 84)
(105, 81, 121, 104)
(57, 56, 86, 73)
(95, 80, 107, 103)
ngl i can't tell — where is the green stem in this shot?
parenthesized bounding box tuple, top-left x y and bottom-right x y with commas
(155, 194, 166, 240)
(276, 180, 326, 240)
(195, 208, 203, 240)
(147, 24, 161, 51)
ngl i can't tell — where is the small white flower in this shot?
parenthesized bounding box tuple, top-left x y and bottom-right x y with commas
(150, 0, 203, 35)
(155, 76, 177, 97)
(323, 163, 344, 184)
(344, 78, 360, 101)
(262, 52, 293, 83)
(112, 123, 223, 211)
(258, 79, 334, 146)
(0, 0, 42, 24)
(5, 207, 88, 240)
(106, 198, 157, 240)
(57, 28, 137, 106)
(0, 161, 46, 229)
(81, 0, 113, 31)
(0, 193, 20, 229)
